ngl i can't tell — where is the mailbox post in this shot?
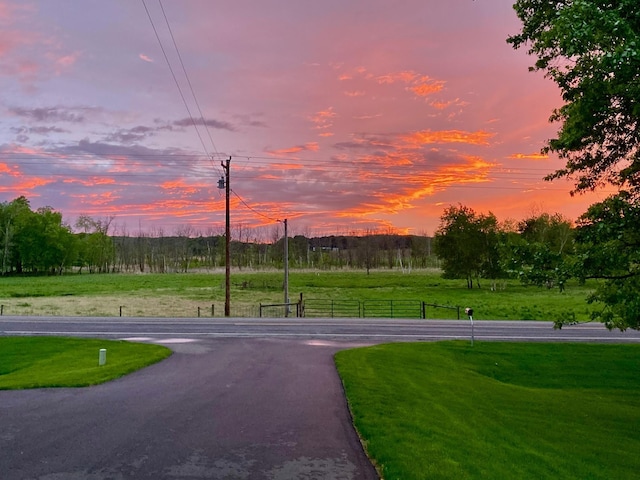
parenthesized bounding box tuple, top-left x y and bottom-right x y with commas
(465, 307, 474, 346)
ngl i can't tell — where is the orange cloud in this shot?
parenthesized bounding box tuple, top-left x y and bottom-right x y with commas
(408, 82, 444, 97)
(509, 153, 549, 160)
(308, 107, 336, 130)
(267, 142, 319, 155)
(376, 70, 422, 84)
(402, 129, 494, 146)
(315, 153, 498, 225)
(160, 179, 208, 195)
(63, 177, 117, 186)
(79, 192, 119, 207)
(0, 176, 55, 193)
(0, 162, 20, 175)
(429, 98, 468, 110)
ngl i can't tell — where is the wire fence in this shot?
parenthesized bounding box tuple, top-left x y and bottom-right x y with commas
(301, 299, 460, 319)
(0, 299, 461, 319)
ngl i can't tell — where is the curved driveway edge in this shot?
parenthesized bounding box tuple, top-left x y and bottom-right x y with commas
(0, 338, 379, 479)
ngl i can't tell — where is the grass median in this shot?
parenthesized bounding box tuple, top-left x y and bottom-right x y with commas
(335, 341, 640, 479)
(0, 336, 172, 389)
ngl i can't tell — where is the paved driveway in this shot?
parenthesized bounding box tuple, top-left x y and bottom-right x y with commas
(0, 338, 379, 479)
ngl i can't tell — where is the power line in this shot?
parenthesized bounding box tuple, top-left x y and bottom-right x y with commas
(231, 189, 281, 223)
(158, 0, 222, 170)
(141, 0, 214, 167)
(0, 149, 562, 174)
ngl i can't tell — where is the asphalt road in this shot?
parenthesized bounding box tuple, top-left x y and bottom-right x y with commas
(1, 317, 639, 479)
(1, 316, 640, 343)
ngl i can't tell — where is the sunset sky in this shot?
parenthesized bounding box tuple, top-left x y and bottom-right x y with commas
(0, 0, 611, 238)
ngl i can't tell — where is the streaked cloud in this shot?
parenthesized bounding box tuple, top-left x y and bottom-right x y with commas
(509, 153, 549, 160)
(266, 142, 320, 156)
(401, 129, 494, 147)
(8, 105, 92, 123)
(0, 0, 598, 235)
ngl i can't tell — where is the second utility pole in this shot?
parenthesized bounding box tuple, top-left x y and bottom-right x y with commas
(283, 218, 289, 317)
(222, 156, 231, 317)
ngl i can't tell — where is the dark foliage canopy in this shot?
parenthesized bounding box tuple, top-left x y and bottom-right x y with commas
(509, 1, 640, 329)
(508, 0, 640, 194)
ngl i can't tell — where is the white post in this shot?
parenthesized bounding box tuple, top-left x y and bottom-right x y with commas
(99, 349, 107, 366)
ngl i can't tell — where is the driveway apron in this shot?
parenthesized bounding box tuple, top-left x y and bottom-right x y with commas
(0, 337, 379, 479)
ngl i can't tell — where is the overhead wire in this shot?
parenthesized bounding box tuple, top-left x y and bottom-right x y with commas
(231, 190, 281, 223)
(141, 0, 216, 170)
(158, 0, 223, 170)
(0, 153, 610, 190)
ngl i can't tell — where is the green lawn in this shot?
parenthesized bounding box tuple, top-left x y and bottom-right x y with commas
(0, 336, 172, 389)
(0, 270, 595, 321)
(335, 342, 640, 479)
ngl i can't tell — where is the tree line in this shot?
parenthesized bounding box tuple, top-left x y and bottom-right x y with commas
(0, 195, 581, 285)
(0, 196, 441, 274)
(507, 0, 640, 330)
(2, 193, 639, 330)
(433, 205, 573, 291)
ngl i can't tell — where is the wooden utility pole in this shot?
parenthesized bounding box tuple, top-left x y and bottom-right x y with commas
(283, 218, 289, 316)
(221, 156, 231, 317)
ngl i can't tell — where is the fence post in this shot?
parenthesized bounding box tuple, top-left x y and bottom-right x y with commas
(198, 307, 201, 318)
(1, 304, 3, 316)
(211, 304, 215, 317)
(457, 306, 460, 320)
(119, 306, 123, 317)
(421, 301, 425, 319)
(298, 292, 304, 318)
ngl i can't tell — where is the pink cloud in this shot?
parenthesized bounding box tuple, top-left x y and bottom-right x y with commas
(266, 142, 320, 156)
(509, 153, 549, 160)
(55, 51, 80, 69)
(401, 129, 494, 147)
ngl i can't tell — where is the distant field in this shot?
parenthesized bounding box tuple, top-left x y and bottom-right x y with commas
(335, 341, 640, 479)
(0, 269, 594, 321)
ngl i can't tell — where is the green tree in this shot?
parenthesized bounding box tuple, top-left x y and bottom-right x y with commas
(0, 197, 32, 274)
(434, 205, 501, 288)
(572, 192, 640, 330)
(74, 215, 115, 273)
(508, 0, 640, 193)
(13, 206, 77, 274)
(513, 213, 574, 290)
(509, 1, 640, 329)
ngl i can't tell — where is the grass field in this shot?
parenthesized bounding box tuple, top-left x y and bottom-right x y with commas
(335, 341, 640, 479)
(0, 269, 594, 321)
(0, 336, 172, 389)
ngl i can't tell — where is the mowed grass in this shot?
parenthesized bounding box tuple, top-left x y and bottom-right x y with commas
(0, 270, 594, 320)
(335, 342, 640, 480)
(0, 336, 172, 389)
